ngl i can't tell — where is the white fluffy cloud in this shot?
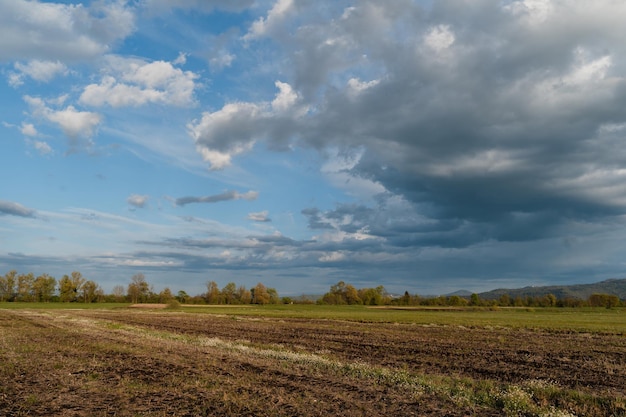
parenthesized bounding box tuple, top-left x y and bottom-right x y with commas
(189, 81, 303, 169)
(20, 122, 37, 137)
(244, 0, 295, 40)
(80, 57, 198, 108)
(8, 60, 68, 87)
(25, 95, 101, 144)
(0, 0, 135, 62)
(127, 194, 149, 208)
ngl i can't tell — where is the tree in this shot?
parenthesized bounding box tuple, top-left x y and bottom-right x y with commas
(498, 294, 511, 307)
(206, 281, 220, 304)
(252, 282, 270, 305)
(127, 273, 149, 303)
(112, 285, 126, 302)
(176, 290, 189, 304)
(0, 270, 17, 301)
(396, 291, 412, 306)
(58, 275, 73, 302)
(17, 272, 35, 302)
(221, 282, 237, 304)
(237, 285, 251, 304)
(588, 293, 621, 308)
(359, 286, 387, 305)
(267, 287, 280, 304)
(344, 284, 361, 305)
(80, 280, 99, 303)
(33, 274, 56, 302)
(159, 287, 174, 303)
(447, 295, 468, 307)
(322, 281, 347, 305)
(469, 293, 482, 306)
(58, 272, 85, 302)
(543, 294, 557, 307)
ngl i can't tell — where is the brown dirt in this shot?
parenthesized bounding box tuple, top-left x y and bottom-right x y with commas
(81, 310, 626, 394)
(1, 309, 624, 416)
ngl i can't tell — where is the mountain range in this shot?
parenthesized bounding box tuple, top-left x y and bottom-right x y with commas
(474, 278, 626, 301)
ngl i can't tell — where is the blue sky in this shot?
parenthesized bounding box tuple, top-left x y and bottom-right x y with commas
(2, 0, 626, 296)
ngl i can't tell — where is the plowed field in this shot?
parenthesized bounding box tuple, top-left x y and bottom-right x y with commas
(1, 308, 624, 416)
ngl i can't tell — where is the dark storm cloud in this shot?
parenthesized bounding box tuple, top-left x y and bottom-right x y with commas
(189, 1, 626, 252)
(220, 0, 626, 248)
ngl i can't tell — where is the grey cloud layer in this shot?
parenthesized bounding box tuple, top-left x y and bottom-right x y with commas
(192, 0, 626, 247)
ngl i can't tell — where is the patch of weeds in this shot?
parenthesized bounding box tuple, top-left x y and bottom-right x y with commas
(497, 385, 535, 416)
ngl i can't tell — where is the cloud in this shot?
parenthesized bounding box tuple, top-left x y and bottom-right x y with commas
(20, 123, 37, 137)
(8, 60, 68, 87)
(127, 194, 149, 209)
(244, 0, 295, 40)
(0, 0, 135, 62)
(142, 0, 254, 13)
(188, 81, 304, 169)
(79, 56, 199, 108)
(175, 190, 258, 206)
(31, 140, 53, 156)
(248, 211, 271, 222)
(195, 0, 626, 249)
(24, 95, 101, 148)
(0, 200, 36, 218)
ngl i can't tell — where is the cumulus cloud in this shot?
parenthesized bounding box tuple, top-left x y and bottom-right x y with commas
(188, 81, 304, 169)
(8, 60, 68, 87)
(24, 95, 101, 149)
(0, 200, 36, 218)
(0, 0, 135, 62)
(244, 0, 295, 40)
(175, 190, 258, 206)
(248, 211, 271, 222)
(127, 194, 149, 209)
(79, 56, 199, 108)
(20, 123, 37, 137)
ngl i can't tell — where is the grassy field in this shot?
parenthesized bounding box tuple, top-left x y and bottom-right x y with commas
(1, 304, 625, 416)
(178, 304, 626, 333)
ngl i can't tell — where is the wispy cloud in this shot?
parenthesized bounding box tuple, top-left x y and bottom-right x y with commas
(175, 190, 258, 206)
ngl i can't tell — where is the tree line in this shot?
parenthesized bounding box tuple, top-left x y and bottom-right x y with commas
(0, 270, 282, 305)
(0, 271, 622, 308)
(317, 280, 623, 308)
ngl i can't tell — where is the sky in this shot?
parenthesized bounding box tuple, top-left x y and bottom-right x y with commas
(2, 0, 626, 296)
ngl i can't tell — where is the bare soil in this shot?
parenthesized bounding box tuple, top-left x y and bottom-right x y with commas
(1, 309, 624, 416)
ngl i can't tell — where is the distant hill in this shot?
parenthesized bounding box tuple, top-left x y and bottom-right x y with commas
(478, 278, 626, 301)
